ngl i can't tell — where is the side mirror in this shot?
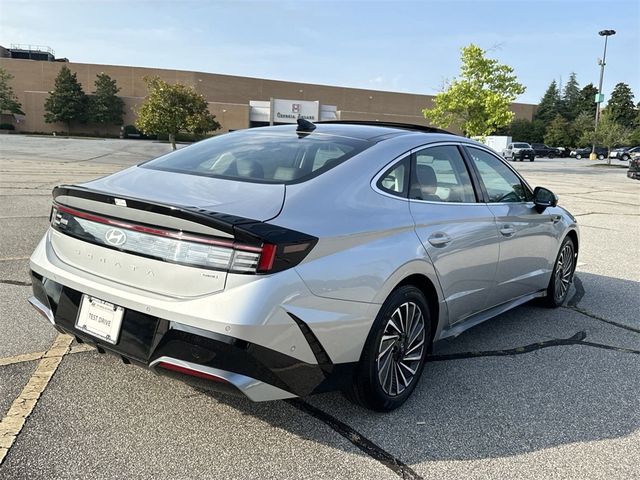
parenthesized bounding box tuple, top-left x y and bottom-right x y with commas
(533, 186, 558, 213)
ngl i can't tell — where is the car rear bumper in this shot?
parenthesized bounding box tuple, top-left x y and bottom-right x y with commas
(29, 271, 357, 401)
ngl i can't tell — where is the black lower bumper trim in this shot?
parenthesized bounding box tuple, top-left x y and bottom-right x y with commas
(30, 272, 356, 397)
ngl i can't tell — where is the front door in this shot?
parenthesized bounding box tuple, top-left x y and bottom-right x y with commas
(464, 146, 557, 308)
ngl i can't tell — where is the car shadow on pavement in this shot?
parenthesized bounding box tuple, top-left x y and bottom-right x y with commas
(203, 272, 639, 465)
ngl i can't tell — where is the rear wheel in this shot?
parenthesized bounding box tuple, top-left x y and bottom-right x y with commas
(598, 154, 605, 160)
(344, 286, 431, 411)
(575, 154, 582, 159)
(544, 237, 576, 307)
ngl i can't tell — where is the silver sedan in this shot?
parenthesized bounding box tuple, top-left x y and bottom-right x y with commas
(28, 120, 579, 411)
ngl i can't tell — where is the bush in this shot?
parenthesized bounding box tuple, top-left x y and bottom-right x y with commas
(0, 123, 15, 130)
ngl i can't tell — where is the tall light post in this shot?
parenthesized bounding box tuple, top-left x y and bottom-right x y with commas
(591, 29, 616, 160)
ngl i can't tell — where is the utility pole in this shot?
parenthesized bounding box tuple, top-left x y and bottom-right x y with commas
(591, 29, 616, 160)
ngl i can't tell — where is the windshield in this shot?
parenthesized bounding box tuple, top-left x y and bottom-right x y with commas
(141, 130, 372, 184)
(513, 143, 531, 148)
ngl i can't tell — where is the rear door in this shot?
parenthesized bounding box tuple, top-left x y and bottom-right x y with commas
(463, 146, 557, 307)
(408, 144, 501, 324)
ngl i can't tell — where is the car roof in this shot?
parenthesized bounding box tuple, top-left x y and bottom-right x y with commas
(249, 121, 458, 141)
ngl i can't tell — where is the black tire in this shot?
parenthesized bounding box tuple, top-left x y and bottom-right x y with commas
(530, 158, 535, 162)
(544, 237, 576, 308)
(598, 154, 605, 160)
(343, 286, 431, 411)
(548, 153, 555, 159)
(622, 154, 630, 161)
(575, 154, 582, 159)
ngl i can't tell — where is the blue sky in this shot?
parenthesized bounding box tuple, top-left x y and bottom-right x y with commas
(1, 0, 638, 105)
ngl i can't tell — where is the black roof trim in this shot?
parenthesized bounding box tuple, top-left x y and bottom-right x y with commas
(315, 120, 454, 135)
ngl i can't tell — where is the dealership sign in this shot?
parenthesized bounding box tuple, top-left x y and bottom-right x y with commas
(271, 98, 320, 124)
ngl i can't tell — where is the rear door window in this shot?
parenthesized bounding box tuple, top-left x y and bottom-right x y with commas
(411, 145, 477, 203)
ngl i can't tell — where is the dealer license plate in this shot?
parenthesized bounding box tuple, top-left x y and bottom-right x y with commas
(75, 295, 124, 344)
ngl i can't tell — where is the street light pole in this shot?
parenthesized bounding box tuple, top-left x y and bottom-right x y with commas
(591, 29, 616, 160)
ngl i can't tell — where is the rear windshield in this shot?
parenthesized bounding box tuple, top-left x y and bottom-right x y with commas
(141, 130, 372, 184)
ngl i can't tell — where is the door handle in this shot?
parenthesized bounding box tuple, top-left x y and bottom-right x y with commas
(500, 224, 516, 237)
(428, 232, 452, 247)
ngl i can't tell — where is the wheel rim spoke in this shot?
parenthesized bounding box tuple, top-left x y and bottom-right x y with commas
(377, 301, 426, 397)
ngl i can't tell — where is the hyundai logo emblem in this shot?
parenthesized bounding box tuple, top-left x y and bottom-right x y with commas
(105, 228, 127, 247)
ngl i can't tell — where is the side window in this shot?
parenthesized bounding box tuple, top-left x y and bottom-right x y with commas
(411, 145, 476, 203)
(467, 147, 531, 203)
(377, 157, 409, 197)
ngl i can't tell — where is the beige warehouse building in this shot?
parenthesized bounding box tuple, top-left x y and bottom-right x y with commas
(0, 51, 536, 136)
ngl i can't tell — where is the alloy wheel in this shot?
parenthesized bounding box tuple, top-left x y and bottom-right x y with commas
(554, 243, 574, 302)
(377, 301, 426, 396)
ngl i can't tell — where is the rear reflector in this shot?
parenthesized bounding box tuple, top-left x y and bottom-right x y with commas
(156, 362, 228, 383)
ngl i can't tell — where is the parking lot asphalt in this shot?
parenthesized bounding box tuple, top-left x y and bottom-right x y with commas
(0, 136, 638, 479)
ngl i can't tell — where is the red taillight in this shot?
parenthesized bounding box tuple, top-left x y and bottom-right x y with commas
(257, 243, 277, 272)
(157, 362, 228, 383)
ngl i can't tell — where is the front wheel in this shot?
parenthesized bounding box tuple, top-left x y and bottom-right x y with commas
(544, 237, 576, 307)
(622, 154, 630, 161)
(598, 154, 605, 160)
(344, 286, 431, 411)
(575, 154, 582, 159)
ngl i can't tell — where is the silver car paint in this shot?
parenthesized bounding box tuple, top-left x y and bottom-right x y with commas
(29, 127, 579, 401)
(83, 166, 286, 222)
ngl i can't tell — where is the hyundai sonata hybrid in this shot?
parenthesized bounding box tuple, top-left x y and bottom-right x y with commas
(29, 120, 579, 411)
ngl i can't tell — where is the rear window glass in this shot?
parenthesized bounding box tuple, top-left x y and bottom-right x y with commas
(513, 143, 530, 148)
(141, 130, 372, 184)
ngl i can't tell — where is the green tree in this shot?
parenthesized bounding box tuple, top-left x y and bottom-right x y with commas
(607, 83, 636, 127)
(544, 114, 572, 147)
(0, 67, 24, 115)
(89, 73, 125, 131)
(560, 72, 581, 121)
(44, 66, 88, 134)
(534, 80, 560, 125)
(508, 118, 544, 143)
(422, 44, 525, 136)
(571, 111, 595, 147)
(136, 77, 220, 150)
(575, 83, 598, 119)
(581, 111, 631, 163)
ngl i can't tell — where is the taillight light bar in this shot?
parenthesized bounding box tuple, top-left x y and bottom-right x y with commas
(51, 204, 281, 274)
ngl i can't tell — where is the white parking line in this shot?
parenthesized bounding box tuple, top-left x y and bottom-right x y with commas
(0, 334, 73, 465)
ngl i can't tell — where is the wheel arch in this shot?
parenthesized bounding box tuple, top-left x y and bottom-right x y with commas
(394, 274, 440, 350)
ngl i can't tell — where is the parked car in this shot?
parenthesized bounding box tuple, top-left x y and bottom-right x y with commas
(502, 142, 536, 161)
(28, 120, 579, 411)
(627, 150, 640, 180)
(531, 143, 562, 158)
(611, 146, 640, 162)
(570, 147, 608, 160)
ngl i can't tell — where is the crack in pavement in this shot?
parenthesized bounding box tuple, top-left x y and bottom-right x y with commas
(575, 211, 640, 217)
(564, 275, 640, 334)
(0, 280, 32, 287)
(564, 307, 640, 334)
(287, 399, 423, 480)
(429, 331, 640, 362)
